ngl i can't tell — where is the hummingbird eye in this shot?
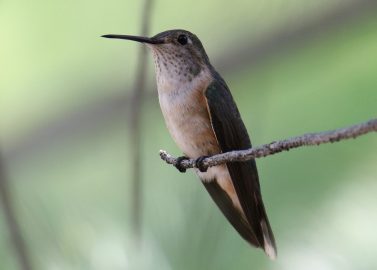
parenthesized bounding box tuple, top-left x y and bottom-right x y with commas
(177, 34, 188, 45)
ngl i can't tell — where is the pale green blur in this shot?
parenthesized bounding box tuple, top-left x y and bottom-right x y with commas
(0, 0, 376, 269)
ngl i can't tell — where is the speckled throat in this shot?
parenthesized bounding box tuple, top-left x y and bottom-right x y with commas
(149, 43, 208, 87)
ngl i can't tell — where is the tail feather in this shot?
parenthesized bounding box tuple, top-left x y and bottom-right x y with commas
(202, 179, 260, 247)
(261, 218, 277, 260)
(203, 177, 278, 259)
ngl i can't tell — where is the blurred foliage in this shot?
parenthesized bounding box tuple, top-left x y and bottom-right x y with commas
(0, 0, 376, 269)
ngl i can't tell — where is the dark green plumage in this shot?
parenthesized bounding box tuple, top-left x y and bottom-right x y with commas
(204, 76, 276, 256)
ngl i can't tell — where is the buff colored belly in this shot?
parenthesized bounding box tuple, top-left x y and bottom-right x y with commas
(158, 86, 219, 158)
(164, 107, 219, 158)
(158, 89, 243, 211)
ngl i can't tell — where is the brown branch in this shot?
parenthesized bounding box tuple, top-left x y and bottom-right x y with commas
(129, 0, 154, 241)
(0, 152, 34, 270)
(159, 118, 377, 171)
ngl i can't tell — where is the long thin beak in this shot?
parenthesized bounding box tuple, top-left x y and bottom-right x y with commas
(101, 34, 164, 44)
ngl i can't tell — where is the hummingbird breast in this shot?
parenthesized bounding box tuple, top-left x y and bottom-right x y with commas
(157, 68, 219, 158)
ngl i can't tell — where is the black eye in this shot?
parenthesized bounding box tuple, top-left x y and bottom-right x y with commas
(177, 34, 188, 45)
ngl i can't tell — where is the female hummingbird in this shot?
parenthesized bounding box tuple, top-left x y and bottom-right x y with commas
(103, 30, 277, 259)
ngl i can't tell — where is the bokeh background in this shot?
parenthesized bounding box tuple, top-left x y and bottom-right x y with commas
(1, 0, 377, 269)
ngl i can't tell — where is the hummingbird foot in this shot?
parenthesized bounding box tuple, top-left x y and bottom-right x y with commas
(175, 156, 189, 173)
(195, 156, 209, 172)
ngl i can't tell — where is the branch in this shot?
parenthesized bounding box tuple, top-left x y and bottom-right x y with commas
(129, 0, 154, 241)
(159, 118, 377, 171)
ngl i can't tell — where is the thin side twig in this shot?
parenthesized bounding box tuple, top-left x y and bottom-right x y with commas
(129, 0, 154, 241)
(160, 118, 377, 171)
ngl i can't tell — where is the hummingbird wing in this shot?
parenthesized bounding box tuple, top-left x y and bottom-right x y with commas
(203, 75, 277, 259)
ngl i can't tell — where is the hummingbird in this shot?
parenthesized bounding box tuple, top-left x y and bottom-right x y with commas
(103, 29, 277, 259)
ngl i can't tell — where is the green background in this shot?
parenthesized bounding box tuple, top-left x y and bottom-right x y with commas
(1, 0, 376, 269)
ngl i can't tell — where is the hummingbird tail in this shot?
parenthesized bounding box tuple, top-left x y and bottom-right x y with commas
(261, 218, 277, 260)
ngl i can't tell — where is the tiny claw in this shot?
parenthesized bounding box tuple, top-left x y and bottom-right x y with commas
(175, 156, 189, 173)
(195, 156, 209, 172)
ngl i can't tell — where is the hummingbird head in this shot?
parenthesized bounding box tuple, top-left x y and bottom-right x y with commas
(103, 30, 212, 85)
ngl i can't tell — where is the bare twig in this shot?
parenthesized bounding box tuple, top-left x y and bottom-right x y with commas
(129, 0, 154, 240)
(160, 118, 377, 171)
(0, 152, 33, 270)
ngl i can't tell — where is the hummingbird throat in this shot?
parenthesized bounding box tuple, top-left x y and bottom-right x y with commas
(150, 45, 204, 88)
